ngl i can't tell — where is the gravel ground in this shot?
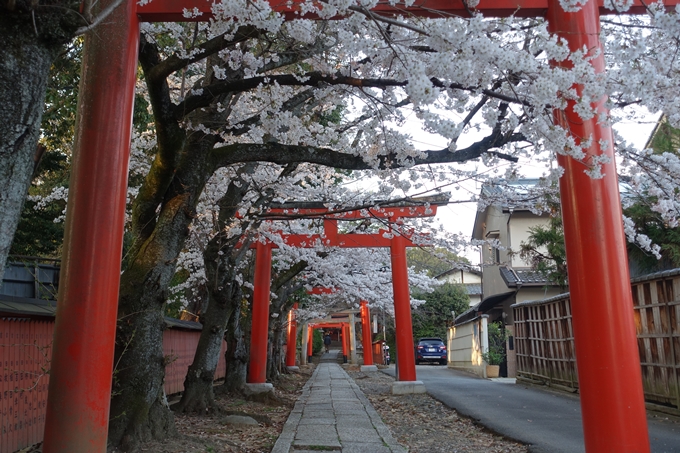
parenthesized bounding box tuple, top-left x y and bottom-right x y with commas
(132, 364, 528, 452)
(348, 367, 529, 453)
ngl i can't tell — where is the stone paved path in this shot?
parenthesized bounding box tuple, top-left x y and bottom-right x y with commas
(272, 356, 406, 453)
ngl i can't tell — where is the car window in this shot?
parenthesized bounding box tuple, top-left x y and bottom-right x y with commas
(419, 340, 444, 346)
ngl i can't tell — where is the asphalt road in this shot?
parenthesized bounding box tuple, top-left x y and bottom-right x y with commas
(383, 365, 680, 453)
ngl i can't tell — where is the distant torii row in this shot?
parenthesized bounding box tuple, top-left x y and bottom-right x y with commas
(245, 195, 448, 392)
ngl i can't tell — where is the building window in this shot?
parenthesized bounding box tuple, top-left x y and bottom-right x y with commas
(486, 230, 500, 264)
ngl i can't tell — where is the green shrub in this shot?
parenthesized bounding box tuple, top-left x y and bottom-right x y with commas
(482, 322, 507, 365)
(312, 329, 323, 354)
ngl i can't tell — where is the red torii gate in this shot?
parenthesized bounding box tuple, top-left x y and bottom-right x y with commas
(284, 288, 346, 371)
(300, 287, 358, 365)
(286, 291, 376, 369)
(245, 200, 445, 392)
(41, 0, 675, 452)
(305, 321, 349, 361)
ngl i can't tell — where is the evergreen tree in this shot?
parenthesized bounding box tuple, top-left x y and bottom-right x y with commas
(407, 247, 469, 277)
(517, 214, 568, 290)
(411, 283, 469, 340)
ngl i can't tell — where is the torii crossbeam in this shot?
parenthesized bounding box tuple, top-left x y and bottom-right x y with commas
(42, 0, 677, 452)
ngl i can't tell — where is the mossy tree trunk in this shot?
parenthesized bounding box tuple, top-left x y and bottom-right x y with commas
(108, 127, 216, 448)
(108, 38, 231, 449)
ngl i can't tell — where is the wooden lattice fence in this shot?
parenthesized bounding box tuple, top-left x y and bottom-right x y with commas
(632, 271, 680, 410)
(513, 269, 680, 411)
(514, 294, 578, 392)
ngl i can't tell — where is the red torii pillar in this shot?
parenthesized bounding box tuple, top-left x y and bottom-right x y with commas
(307, 324, 314, 362)
(42, 0, 139, 451)
(41, 0, 669, 451)
(341, 323, 349, 364)
(285, 303, 299, 370)
(547, 1, 648, 450)
(246, 241, 274, 394)
(389, 227, 425, 393)
(360, 300, 376, 372)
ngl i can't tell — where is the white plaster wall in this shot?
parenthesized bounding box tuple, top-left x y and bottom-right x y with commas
(444, 271, 482, 284)
(448, 320, 485, 377)
(508, 214, 551, 268)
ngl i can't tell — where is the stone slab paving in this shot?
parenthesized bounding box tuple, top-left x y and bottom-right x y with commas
(272, 360, 406, 453)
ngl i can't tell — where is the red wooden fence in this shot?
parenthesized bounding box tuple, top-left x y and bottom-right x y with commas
(0, 317, 226, 453)
(0, 319, 52, 453)
(163, 329, 227, 395)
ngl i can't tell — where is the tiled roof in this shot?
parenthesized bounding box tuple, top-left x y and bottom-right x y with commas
(0, 297, 56, 317)
(499, 266, 549, 287)
(478, 291, 516, 312)
(464, 283, 482, 296)
(454, 290, 516, 325)
(454, 305, 480, 325)
(0, 294, 203, 330)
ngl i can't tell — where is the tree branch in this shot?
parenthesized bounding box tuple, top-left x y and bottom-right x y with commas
(219, 88, 317, 139)
(174, 72, 407, 119)
(209, 131, 523, 171)
(176, 71, 530, 119)
(272, 261, 308, 294)
(430, 77, 530, 107)
(147, 26, 262, 83)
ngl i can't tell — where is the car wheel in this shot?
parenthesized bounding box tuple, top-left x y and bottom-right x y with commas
(439, 359, 447, 366)
(415, 359, 420, 365)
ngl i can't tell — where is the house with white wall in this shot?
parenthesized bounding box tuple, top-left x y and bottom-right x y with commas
(449, 179, 563, 378)
(435, 268, 482, 307)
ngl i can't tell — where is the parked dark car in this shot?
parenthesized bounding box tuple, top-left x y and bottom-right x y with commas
(415, 337, 447, 365)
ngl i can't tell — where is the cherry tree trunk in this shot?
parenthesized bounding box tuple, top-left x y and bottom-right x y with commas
(0, 16, 63, 278)
(108, 267, 177, 449)
(172, 249, 244, 413)
(173, 164, 255, 411)
(108, 133, 216, 449)
(268, 321, 284, 381)
(221, 306, 251, 392)
(107, 221, 185, 449)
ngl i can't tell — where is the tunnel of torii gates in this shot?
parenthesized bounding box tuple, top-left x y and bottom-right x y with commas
(39, 0, 679, 451)
(294, 295, 377, 369)
(284, 290, 366, 372)
(287, 290, 376, 369)
(248, 200, 440, 393)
